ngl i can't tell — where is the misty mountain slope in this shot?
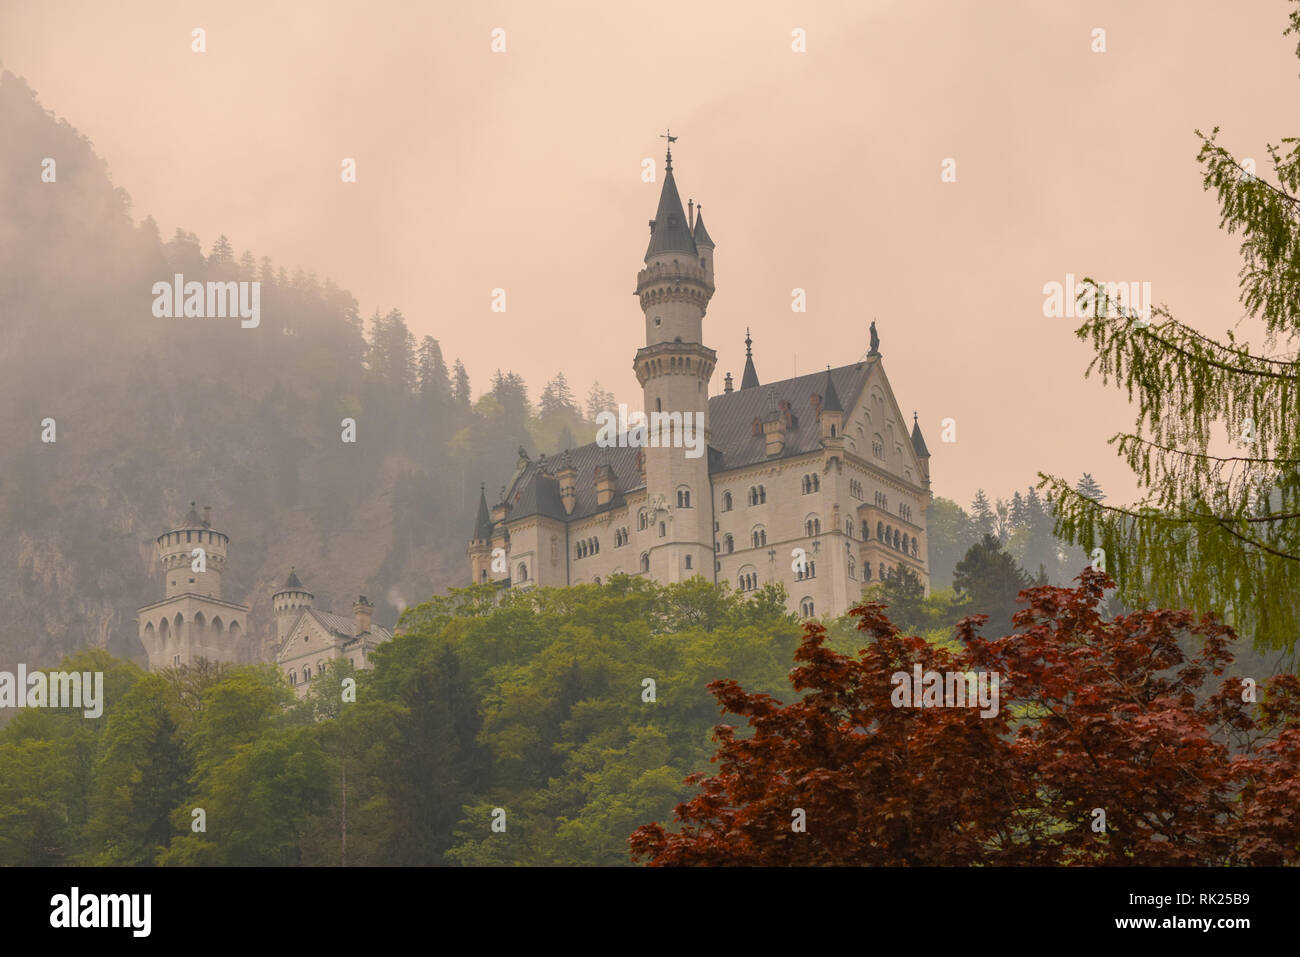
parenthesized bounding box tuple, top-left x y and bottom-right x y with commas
(0, 70, 534, 669)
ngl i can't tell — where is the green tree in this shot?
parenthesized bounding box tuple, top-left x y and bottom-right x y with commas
(1043, 4, 1300, 649)
(951, 533, 1034, 637)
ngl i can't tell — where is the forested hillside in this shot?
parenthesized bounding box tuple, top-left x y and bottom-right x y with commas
(0, 70, 595, 670)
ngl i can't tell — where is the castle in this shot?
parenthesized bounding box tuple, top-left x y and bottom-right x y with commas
(468, 144, 932, 619)
(135, 503, 391, 693)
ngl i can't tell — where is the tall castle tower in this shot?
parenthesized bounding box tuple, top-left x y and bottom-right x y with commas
(633, 139, 717, 582)
(136, 502, 249, 669)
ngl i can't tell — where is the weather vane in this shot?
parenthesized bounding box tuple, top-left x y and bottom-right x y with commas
(660, 128, 677, 169)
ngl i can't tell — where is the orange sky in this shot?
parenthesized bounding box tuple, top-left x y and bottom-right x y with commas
(3, 0, 1294, 508)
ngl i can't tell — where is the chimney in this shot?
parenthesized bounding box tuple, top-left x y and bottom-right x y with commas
(723, 372, 734, 393)
(353, 595, 374, 636)
(202, 505, 212, 527)
(760, 388, 786, 457)
(557, 452, 578, 515)
(594, 464, 615, 507)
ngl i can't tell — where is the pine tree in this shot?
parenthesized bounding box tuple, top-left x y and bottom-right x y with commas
(970, 489, 995, 538)
(1075, 473, 1106, 503)
(452, 359, 471, 406)
(1042, 5, 1300, 649)
(951, 533, 1033, 637)
(540, 372, 577, 417)
(586, 381, 616, 422)
(209, 234, 235, 265)
(416, 336, 450, 402)
(1010, 491, 1027, 528)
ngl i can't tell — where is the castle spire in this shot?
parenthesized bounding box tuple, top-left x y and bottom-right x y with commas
(740, 328, 759, 389)
(471, 483, 492, 541)
(645, 133, 696, 262)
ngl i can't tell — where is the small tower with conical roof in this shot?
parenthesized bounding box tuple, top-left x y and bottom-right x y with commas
(740, 329, 759, 390)
(467, 484, 495, 584)
(271, 567, 314, 656)
(633, 135, 718, 583)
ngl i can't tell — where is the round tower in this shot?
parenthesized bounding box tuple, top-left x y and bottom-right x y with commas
(634, 139, 717, 583)
(272, 567, 314, 647)
(156, 502, 229, 599)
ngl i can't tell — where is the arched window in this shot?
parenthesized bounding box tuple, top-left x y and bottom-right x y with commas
(902, 535, 910, 555)
(594, 576, 602, 585)
(640, 552, 650, 573)
(722, 491, 733, 511)
(724, 534, 734, 553)
(873, 434, 884, 459)
(800, 597, 815, 618)
(877, 521, 884, 541)
(677, 487, 692, 508)
(289, 670, 296, 685)
(751, 527, 766, 548)
(759, 485, 766, 504)
(638, 510, 648, 531)
(518, 562, 528, 581)
(480, 568, 487, 582)
(659, 522, 666, 537)
(804, 516, 821, 537)
(685, 555, 693, 570)
(912, 539, 919, 557)
(893, 528, 901, 550)
(304, 665, 312, 680)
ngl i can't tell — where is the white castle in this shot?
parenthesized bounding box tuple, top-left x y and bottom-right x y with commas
(135, 503, 391, 693)
(468, 144, 931, 619)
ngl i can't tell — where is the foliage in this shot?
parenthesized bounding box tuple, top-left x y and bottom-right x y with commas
(630, 570, 1300, 865)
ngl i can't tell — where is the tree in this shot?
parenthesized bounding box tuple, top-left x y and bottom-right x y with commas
(1042, 4, 1300, 650)
(951, 533, 1032, 637)
(630, 570, 1300, 866)
(924, 496, 981, 589)
(586, 380, 617, 422)
(539, 372, 578, 418)
(970, 489, 995, 538)
(416, 336, 450, 402)
(1075, 473, 1106, 503)
(452, 358, 471, 406)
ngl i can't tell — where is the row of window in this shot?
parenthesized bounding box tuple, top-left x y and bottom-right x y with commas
(287, 657, 355, 685)
(801, 473, 821, 494)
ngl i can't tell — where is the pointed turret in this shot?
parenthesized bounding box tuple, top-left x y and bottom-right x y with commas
(911, 412, 932, 490)
(910, 412, 930, 458)
(471, 483, 493, 541)
(820, 366, 843, 414)
(692, 207, 714, 249)
(740, 328, 759, 389)
(644, 147, 697, 262)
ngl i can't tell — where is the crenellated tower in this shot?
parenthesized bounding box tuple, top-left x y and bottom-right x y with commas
(632, 139, 717, 582)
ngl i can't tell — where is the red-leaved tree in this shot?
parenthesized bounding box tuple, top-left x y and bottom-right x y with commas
(629, 569, 1300, 865)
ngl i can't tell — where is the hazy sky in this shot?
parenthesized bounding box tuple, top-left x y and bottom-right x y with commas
(3, 0, 1294, 508)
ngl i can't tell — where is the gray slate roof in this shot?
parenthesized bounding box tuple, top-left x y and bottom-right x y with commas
(308, 609, 393, 643)
(644, 168, 697, 261)
(494, 361, 877, 526)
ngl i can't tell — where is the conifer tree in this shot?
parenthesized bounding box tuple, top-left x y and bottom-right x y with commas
(1042, 5, 1300, 649)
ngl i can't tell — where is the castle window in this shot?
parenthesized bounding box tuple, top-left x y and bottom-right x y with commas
(289, 670, 296, 685)
(304, 665, 311, 680)
(848, 558, 856, 579)
(830, 425, 837, 437)
(751, 527, 767, 548)
(676, 487, 691, 508)
(724, 534, 734, 553)
(480, 569, 487, 582)
(722, 491, 733, 511)
(594, 577, 601, 585)
(518, 562, 528, 581)
(862, 520, 869, 540)
(864, 564, 872, 582)
(877, 521, 884, 541)
(640, 553, 650, 573)
(873, 435, 884, 459)
(800, 597, 815, 618)
(659, 522, 666, 537)
(685, 556, 693, 570)
(638, 510, 648, 531)
(804, 517, 821, 537)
